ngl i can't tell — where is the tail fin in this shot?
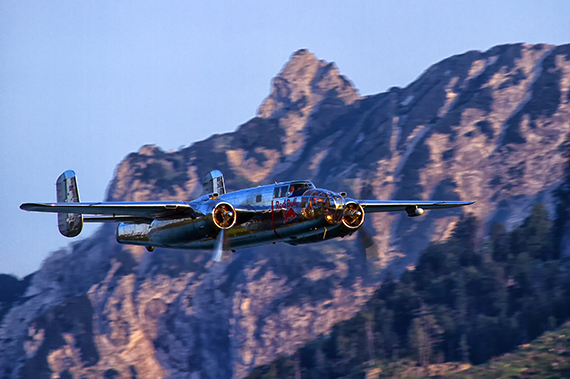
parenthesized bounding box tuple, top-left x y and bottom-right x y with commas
(56, 170, 83, 237)
(202, 170, 226, 196)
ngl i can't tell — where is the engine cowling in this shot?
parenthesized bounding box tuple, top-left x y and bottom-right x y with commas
(212, 202, 237, 229)
(342, 201, 365, 229)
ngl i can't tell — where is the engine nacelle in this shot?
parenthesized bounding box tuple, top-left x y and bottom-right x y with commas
(117, 222, 152, 244)
(117, 200, 239, 248)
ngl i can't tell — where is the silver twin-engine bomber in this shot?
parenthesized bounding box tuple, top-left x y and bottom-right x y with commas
(21, 170, 475, 261)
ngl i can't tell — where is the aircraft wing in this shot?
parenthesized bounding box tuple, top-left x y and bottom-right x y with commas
(358, 200, 475, 213)
(20, 201, 199, 220)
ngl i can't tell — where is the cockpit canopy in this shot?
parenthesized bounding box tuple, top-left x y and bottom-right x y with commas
(273, 181, 315, 198)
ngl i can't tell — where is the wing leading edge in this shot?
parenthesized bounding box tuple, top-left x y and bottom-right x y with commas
(358, 200, 475, 213)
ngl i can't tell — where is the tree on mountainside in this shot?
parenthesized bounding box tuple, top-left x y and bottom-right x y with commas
(378, 306, 396, 359)
(363, 310, 376, 361)
(489, 222, 509, 262)
(553, 131, 570, 257)
(511, 204, 554, 260)
(408, 303, 443, 366)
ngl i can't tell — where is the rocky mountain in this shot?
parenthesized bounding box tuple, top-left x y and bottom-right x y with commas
(1, 43, 569, 379)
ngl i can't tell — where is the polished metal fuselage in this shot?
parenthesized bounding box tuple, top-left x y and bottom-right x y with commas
(116, 181, 351, 251)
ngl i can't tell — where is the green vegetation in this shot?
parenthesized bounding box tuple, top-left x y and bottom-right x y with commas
(443, 321, 570, 379)
(554, 132, 570, 263)
(247, 203, 570, 379)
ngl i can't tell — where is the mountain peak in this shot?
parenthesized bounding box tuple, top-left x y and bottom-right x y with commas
(257, 49, 359, 119)
(285, 48, 320, 70)
(291, 48, 317, 59)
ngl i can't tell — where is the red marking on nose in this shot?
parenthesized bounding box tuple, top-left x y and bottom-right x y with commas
(284, 208, 296, 224)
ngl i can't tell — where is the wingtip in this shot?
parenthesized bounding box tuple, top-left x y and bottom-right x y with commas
(20, 203, 54, 212)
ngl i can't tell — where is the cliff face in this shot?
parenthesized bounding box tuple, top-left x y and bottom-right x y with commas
(1, 44, 569, 379)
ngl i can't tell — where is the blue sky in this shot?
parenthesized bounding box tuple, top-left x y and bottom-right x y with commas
(1, 1, 569, 277)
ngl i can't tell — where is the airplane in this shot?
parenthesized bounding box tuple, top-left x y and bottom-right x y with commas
(20, 170, 475, 262)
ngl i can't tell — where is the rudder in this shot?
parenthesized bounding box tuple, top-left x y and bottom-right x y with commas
(56, 170, 83, 237)
(202, 170, 226, 196)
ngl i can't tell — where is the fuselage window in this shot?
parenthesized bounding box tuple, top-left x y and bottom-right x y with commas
(273, 186, 289, 198)
(256, 194, 262, 202)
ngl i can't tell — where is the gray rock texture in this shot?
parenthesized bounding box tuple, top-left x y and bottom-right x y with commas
(1, 44, 569, 378)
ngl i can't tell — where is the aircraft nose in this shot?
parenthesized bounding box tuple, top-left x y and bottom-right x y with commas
(302, 189, 345, 224)
(323, 192, 345, 225)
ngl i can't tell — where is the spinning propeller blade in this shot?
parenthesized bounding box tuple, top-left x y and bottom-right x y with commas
(212, 227, 225, 262)
(357, 225, 380, 262)
(211, 202, 236, 262)
(355, 225, 382, 282)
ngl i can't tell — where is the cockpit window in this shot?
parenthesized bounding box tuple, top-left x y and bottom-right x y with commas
(273, 181, 315, 198)
(288, 181, 315, 197)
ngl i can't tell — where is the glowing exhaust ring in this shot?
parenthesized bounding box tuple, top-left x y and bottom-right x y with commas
(342, 202, 365, 229)
(212, 202, 237, 229)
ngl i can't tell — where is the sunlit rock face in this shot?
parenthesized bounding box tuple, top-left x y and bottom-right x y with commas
(2, 44, 569, 379)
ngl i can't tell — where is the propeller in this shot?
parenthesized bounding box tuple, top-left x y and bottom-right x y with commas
(340, 200, 378, 262)
(355, 225, 381, 281)
(213, 227, 226, 262)
(341, 197, 380, 278)
(343, 202, 365, 228)
(212, 202, 236, 262)
(357, 225, 380, 262)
